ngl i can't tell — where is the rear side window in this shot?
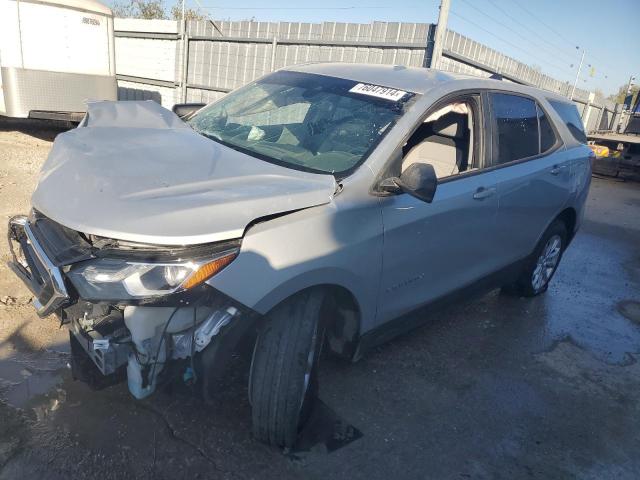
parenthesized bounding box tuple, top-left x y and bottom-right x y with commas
(548, 100, 587, 144)
(490, 93, 539, 164)
(537, 104, 557, 152)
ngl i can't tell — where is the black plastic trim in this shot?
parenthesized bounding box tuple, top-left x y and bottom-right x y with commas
(354, 256, 528, 359)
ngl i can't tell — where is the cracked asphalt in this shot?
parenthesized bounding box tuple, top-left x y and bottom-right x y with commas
(1, 120, 640, 479)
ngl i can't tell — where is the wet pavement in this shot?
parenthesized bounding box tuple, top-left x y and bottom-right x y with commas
(1, 176, 640, 479)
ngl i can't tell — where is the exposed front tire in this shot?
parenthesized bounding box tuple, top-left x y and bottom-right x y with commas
(249, 290, 325, 448)
(503, 219, 568, 297)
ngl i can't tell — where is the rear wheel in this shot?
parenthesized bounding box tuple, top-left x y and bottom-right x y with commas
(249, 290, 325, 448)
(503, 220, 567, 297)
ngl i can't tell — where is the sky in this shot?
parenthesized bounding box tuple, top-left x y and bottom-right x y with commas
(167, 0, 639, 96)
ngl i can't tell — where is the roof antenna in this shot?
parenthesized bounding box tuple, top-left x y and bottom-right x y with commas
(489, 73, 503, 81)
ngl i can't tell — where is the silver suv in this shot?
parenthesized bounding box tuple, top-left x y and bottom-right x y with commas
(7, 63, 591, 447)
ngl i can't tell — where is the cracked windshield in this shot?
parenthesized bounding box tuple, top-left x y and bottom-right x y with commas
(188, 71, 412, 174)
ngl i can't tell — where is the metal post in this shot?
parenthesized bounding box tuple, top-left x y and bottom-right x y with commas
(270, 37, 278, 71)
(617, 75, 636, 132)
(180, 19, 189, 103)
(107, 16, 116, 76)
(430, 0, 450, 69)
(582, 91, 595, 129)
(570, 49, 585, 101)
(623, 75, 636, 109)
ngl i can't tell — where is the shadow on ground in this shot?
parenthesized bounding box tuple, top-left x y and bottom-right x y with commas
(0, 117, 72, 142)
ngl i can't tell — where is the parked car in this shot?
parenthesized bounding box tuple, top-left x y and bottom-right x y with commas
(7, 63, 591, 447)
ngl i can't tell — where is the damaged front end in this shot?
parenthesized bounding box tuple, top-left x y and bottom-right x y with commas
(7, 212, 254, 399)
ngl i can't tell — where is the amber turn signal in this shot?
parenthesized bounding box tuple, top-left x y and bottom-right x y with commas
(181, 252, 237, 290)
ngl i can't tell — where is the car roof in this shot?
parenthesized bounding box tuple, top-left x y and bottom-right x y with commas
(285, 62, 569, 103)
(286, 62, 466, 94)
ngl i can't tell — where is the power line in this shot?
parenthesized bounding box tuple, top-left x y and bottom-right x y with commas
(510, 0, 576, 46)
(458, 0, 574, 73)
(484, 0, 578, 63)
(509, 0, 622, 75)
(448, 10, 573, 76)
(197, 5, 406, 10)
(190, 0, 224, 35)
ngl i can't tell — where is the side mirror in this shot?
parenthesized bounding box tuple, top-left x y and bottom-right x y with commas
(172, 103, 206, 119)
(380, 163, 438, 203)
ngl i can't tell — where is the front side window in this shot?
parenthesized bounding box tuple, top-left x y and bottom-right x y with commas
(490, 93, 539, 164)
(401, 100, 477, 180)
(188, 71, 413, 176)
(548, 100, 587, 144)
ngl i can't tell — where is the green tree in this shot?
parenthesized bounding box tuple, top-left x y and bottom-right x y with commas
(608, 83, 639, 107)
(170, 5, 207, 21)
(111, 0, 167, 19)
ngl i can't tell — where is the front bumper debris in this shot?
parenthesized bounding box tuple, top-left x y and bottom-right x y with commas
(7, 213, 253, 400)
(69, 307, 130, 376)
(7, 215, 71, 317)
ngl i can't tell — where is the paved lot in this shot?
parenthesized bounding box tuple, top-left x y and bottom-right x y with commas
(1, 120, 640, 479)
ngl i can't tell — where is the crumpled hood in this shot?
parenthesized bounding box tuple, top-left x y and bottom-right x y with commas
(32, 101, 336, 245)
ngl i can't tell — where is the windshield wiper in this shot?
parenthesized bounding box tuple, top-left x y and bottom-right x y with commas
(197, 131, 222, 142)
(194, 130, 335, 177)
(197, 131, 264, 159)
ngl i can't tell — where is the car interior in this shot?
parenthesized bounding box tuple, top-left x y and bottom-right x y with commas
(401, 100, 476, 179)
(190, 81, 405, 174)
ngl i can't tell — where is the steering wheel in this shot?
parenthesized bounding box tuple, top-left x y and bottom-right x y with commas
(321, 115, 372, 151)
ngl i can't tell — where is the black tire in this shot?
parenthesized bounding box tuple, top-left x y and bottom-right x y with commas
(249, 290, 325, 448)
(503, 219, 568, 297)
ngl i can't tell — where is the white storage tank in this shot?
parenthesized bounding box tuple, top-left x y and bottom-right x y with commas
(0, 0, 117, 121)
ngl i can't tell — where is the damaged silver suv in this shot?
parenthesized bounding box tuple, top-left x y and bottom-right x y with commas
(8, 63, 591, 447)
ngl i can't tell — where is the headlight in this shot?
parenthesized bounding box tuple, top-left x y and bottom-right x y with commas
(66, 247, 238, 300)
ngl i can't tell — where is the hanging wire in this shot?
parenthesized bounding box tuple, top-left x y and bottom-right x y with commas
(510, 0, 621, 75)
(484, 0, 578, 63)
(448, 10, 573, 75)
(457, 0, 574, 73)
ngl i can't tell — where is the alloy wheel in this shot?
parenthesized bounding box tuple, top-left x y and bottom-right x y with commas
(531, 234, 562, 292)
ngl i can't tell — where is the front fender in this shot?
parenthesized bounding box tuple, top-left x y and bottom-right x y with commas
(207, 199, 382, 328)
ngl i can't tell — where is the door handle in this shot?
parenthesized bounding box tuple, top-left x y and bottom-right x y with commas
(550, 165, 567, 175)
(473, 186, 496, 200)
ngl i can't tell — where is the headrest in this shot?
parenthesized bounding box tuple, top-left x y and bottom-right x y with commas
(432, 112, 467, 139)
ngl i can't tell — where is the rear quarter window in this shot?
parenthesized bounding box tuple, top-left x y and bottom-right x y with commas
(537, 105, 557, 152)
(548, 100, 587, 144)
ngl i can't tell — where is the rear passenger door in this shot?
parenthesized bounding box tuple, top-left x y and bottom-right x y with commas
(488, 92, 574, 266)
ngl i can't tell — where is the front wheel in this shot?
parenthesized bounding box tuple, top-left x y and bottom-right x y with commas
(248, 290, 325, 448)
(503, 220, 567, 297)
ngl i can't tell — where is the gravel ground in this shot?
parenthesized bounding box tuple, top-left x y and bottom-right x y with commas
(1, 119, 640, 479)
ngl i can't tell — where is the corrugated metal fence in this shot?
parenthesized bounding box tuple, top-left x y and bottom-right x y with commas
(114, 18, 621, 133)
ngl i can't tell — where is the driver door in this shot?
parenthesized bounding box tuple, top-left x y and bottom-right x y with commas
(376, 93, 504, 326)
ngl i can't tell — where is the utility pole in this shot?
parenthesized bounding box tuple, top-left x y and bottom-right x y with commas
(617, 75, 636, 133)
(430, 0, 451, 70)
(570, 48, 585, 101)
(623, 75, 636, 109)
